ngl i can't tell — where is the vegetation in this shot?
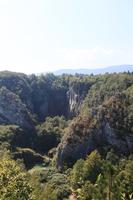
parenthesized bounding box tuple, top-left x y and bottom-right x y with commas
(0, 153, 35, 200)
(35, 116, 68, 154)
(0, 71, 133, 199)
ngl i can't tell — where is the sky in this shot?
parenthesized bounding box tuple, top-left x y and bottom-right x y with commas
(0, 0, 133, 74)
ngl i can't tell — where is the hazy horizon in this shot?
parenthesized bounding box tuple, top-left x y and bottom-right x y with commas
(0, 0, 133, 74)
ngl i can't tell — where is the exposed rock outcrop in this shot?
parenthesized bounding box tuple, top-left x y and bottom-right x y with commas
(0, 71, 91, 122)
(0, 87, 34, 130)
(59, 92, 133, 170)
(0, 71, 132, 166)
(0, 71, 33, 110)
(56, 116, 133, 170)
(67, 82, 91, 117)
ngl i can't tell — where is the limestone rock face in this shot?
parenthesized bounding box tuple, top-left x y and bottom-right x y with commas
(56, 134, 95, 171)
(56, 92, 133, 170)
(0, 71, 91, 121)
(56, 117, 133, 170)
(67, 87, 82, 117)
(0, 87, 34, 130)
(0, 71, 33, 110)
(67, 82, 90, 117)
(55, 116, 96, 170)
(101, 121, 130, 152)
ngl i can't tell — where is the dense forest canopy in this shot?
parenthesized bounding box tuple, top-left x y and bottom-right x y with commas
(0, 71, 133, 199)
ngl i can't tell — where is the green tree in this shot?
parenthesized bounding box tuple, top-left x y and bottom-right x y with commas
(77, 181, 96, 200)
(115, 159, 133, 200)
(0, 155, 35, 200)
(83, 150, 102, 183)
(70, 159, 84, 189)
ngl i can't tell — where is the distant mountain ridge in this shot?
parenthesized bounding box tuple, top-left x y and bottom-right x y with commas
(53, 65, 133, 75)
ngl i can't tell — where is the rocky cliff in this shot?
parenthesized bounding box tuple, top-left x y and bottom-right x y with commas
(0, 71, 133, 169)
(0, 71, 90, 127)
(67, 81, 91, 117)
(0, 86, 34, 130)
(56, 93, 133, 170)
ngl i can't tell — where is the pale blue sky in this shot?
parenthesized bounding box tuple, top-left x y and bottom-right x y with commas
(0, 0, 133, 73)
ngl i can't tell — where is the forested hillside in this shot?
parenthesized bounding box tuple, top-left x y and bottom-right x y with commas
(0, 71, 133, 200)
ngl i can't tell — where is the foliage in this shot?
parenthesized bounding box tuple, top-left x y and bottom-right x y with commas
(70, 151, 102, 189)
(40, 173, 71, 200)
(0, 125, 30, 150)
(70, 152, 133, 200)
(35, 116, 68, 153)
(0, 72, 133, 199)
(0, 155, 35, 200)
